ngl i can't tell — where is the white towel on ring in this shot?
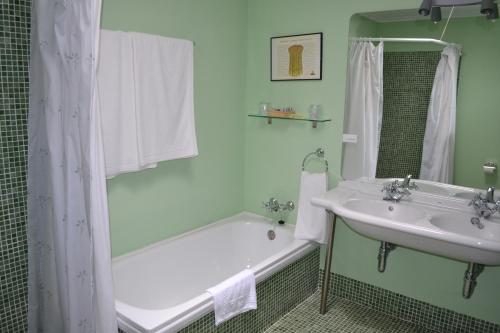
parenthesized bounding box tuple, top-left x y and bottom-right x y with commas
(294, 171, 329, 244)
(206, 269, 257, 326)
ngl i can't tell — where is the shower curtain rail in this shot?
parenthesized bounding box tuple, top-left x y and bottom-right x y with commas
(350, 37, 460, 48)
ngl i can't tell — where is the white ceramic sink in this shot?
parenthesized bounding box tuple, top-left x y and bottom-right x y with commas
(312, 179, 500, 265)
(430, 214, 500, 242)
(343, 199, 427, 223)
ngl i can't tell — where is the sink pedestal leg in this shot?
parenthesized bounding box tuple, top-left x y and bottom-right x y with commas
(320, 211, 337, 315)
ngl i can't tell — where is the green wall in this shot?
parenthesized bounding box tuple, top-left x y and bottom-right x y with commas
(101, 0, 248, 256)
(101, 0, 500, 325)
(244, 0, 500, 324)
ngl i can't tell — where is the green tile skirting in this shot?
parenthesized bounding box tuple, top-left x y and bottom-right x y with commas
(320, 270, 500, 333)
(376, 51, 441, 179)
(0, 0, 31, 332)
(119, 248, 320, 333)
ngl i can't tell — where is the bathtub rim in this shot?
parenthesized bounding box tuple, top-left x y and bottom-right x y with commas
(113, 211, 318, 333)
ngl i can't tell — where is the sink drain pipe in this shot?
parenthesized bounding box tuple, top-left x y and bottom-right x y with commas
(377, 241, 395, 273)
(463, 262, 484, 299)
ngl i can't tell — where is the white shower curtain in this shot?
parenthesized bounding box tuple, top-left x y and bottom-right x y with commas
(420, 45, 461, 183)
(27, 0, 117, 332)
(342, 41, 384, 180)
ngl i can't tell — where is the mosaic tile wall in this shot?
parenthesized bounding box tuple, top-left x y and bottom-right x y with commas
(320, 271, 500, 333)
(118, 248, 320, 333)
(0, 0, 31, 332)
(376, 51, 441, 179)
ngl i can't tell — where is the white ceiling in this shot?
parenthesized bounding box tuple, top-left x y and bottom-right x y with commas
(359, 6, 484, 23)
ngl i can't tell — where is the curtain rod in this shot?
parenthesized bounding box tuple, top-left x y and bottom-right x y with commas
(350, 37, 461, 48)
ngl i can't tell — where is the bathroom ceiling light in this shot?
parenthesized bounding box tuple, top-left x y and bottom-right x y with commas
(419, 0, 433, 15)
(481, 0, 496, 15)
(487, 3, 499, 19)
(431, 6, 443, 22)
(418, 0, 498, 21)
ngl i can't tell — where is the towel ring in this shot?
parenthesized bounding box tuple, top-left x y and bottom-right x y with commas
(302, 148, 328, 172)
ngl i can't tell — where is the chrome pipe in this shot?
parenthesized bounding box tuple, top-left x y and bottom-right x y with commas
(320, 211, 337, 315)
(377, 241, 395, 273)
(463, 262, 484, 299)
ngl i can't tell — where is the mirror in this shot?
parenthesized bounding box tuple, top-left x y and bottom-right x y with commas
(342, 8, 500, 191)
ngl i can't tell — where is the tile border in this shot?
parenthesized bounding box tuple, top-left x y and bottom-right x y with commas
(320, 270, 500, 333)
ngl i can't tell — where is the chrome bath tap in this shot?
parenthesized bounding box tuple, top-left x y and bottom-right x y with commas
(381, 175, 418, 202)
(469, 187, 500, 220)
(262, 198, 295, 213)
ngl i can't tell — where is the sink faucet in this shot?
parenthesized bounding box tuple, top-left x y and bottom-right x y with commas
(401, 174, 419, 190)
(381, 175, 417, 202)
(486, 187, 495, 203)
(382, 182, 411, 202)
(469, 187, 500, 219)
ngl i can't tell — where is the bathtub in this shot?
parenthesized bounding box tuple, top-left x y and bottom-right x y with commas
(113, 212, 317, 333)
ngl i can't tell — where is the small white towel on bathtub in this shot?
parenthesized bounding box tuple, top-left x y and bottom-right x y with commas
(206, 269, 257, 326)
(97, 29, 198, 178)
(294, 171, 329, 244)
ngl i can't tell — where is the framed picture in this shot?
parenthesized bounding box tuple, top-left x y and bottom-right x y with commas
(271, 32, 323, 81)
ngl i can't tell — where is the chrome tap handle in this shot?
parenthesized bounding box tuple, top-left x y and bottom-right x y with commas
(403, 174, 412, 187)
(280, 201, 295, 212)
(263, 198, 279, 212)
(486, 187, 495, 203)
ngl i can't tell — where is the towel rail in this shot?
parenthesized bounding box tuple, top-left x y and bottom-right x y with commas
(302, 148, 328, 172)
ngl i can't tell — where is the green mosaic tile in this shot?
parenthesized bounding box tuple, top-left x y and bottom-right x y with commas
(265, 292, 433, 333)
(178, 248, 320, 333)
(376, 51, 441, 179)
(319, 271, 500, 333)
(0, 0, 31, 332)
(119, 248, 320, 333)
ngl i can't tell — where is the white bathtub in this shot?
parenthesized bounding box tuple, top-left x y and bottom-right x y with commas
(113, 212, 317, 333)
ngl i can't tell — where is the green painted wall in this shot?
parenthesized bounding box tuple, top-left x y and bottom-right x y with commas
(244, 0, 500, 324)
(101, 0, 248, 256)
(101, 0, 500, 325)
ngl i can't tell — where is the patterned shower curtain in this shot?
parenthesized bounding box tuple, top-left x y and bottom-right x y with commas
(27, 0, 117, 332)
(420, 45, 461, 183)
(342, 41, 384, 180)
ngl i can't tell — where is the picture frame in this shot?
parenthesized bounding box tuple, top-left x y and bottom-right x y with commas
(270, 32, 323, 81)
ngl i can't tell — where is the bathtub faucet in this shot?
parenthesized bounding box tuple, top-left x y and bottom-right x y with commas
(262, 198, 295, 213)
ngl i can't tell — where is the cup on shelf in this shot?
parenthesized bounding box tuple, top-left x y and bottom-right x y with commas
(308, 104, 322, 120)
(259, 102, 271, 115)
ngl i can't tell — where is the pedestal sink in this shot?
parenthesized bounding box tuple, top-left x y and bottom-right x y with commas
(312, 179, 500, 265)
(313, 178, 500, 303)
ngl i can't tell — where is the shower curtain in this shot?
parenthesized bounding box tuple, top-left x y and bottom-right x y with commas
(342, 41, 384, 180)
(27, 0, 117, 332)
(420, 45, 461, 183)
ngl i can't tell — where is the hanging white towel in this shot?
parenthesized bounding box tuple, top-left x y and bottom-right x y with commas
(97, 30, 198, 178)
(206, 269, 257, 326)
(294, 171, 329, 244)
(130, 32, 198, 166)
(97, 30, 156, 178)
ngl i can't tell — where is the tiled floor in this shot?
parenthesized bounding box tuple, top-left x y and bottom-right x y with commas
(265, 292, 434, 333)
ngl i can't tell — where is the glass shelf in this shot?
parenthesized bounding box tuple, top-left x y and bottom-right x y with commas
(248, 113, 331, 128)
